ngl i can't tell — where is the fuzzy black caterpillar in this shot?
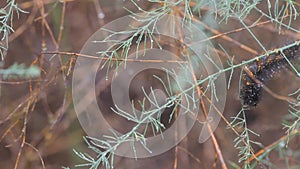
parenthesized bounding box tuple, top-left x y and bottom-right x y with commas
(240, 41, 300, 108)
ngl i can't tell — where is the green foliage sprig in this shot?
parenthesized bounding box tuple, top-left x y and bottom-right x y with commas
(283, 89, 300, 139)
(0, 1, 40, 80)
(0, 0, 27, 60)
(0, 63, 40, 80)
